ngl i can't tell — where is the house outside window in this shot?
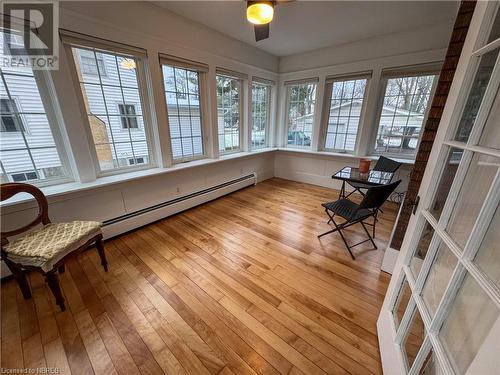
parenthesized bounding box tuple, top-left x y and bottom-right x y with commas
(0, 31, 68, 185)
(251, 80, 272, 149)
(69, 44, 153, 173)
(79, 50, 107, 77)
(119, 104, 138, 129)
(217, 73, 243, 153)
(323, 76, 369, 152)
(162, 61, 205, 161)
(374, 73, 438, 156)
(11, 171, 38, 182)
(285, 81, 317, 148)
(1, 99, 24, 132)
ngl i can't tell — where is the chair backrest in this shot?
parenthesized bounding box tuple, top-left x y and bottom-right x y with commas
(1, 183, 50, 245)
(373, 156, 402, 174)
(358, 180, 401, 211)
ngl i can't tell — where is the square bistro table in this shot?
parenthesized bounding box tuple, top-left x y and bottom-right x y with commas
(332, 166, 395, 199)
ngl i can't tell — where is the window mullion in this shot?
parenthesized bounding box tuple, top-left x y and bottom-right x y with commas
(114, 55, 137, 164)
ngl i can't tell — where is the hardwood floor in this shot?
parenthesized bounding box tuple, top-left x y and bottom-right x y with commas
(1, 178, 398, 375)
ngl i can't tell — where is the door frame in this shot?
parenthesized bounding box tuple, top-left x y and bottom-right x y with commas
(377, 2, 500, 373)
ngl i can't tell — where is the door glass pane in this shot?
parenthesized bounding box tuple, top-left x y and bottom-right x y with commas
(474, 203, 500, 286)
(419, 349, 444, 375)
(429, 148, 463, 220)
(454, 48, 499, 142)
(446, 154, 499, 249)
(439, 273, 500, 373)
(410, 222, 435, 279)
(487, 9, 500, 43)
(393, 277, 412, 330)
(478, 86, 500, 150)
(422, 242, 458, 315)
(403, 305, 425, 370)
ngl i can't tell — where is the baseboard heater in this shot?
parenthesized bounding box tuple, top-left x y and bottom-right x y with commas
(101, 173, 256, 239)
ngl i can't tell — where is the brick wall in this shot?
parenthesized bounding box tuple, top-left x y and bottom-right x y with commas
(390, 0, 477, 250)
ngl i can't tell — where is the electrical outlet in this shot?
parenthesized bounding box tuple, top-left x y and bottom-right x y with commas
(240, 168, 243, 174)
(176, 187, 180, 194)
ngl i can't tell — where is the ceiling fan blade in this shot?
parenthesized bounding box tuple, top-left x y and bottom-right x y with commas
(254, 23, 269, 42)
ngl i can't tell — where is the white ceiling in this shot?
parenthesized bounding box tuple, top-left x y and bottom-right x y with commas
(153, 1, 459, 57)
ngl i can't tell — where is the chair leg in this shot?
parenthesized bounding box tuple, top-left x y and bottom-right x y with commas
(325, 208, 335, 224)
(45, 271, 65, 311)
(373, 211, 378, 239)
(4, 259, 31, 299)
(96, 238, 108, 272)
(317, 218, 356, 260)
(361, 222, 377, 250)
(335, 223, 356, 260)
(58, 265, 65, 274)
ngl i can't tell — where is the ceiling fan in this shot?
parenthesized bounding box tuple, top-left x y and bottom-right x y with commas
(246, 0, 293, 42)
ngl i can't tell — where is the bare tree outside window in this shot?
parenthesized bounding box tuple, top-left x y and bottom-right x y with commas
(375, 74, 436, 155)
(287, 83, 316, 147)
(217, 75, 241, 152)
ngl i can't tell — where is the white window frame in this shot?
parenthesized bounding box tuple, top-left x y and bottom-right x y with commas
(62, 34, 157, 177)
(250, 77, 273, 150)
(370, 66, 440, 159)
(319, 72, 371, 154)
(216, 69, 246, 155)
(160, 54, 210, 164)
(284, 78, 319, 149)
(0, 31, 73, 187)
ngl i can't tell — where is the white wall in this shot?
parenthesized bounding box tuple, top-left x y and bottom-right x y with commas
(1, 152, 275, 236)
(60, 1, 279, 73)
(279, 22, 455, 73)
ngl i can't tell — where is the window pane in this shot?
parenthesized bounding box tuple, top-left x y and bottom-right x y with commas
(251, 82, 270, 149)
(392, 277, 412, 331)
(429, 148, 463, 220)
(410, 222, 435, 279)
(163, 65, 204, 160)
(419, 349, 444, 375)
(439, 273, 500, 373)
(403, 305, 425, 370)
(454, 48, 499, 142)
(217, 75, 241, 153)
(487, 8, 500, 44)
(474, 203, 500, 287)
(446, 154, 499, 249)
(0, 31, 66, 184)
(324, 79, 367, 152)
(422, 242, 457, 315)
(374, 75, 436, 156)
(72, 46, 151, 172)
(478, 83, 500, 151)
(287, 83, 316, 148)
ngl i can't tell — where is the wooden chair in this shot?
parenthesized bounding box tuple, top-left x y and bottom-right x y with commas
(1, 183, 108, 311)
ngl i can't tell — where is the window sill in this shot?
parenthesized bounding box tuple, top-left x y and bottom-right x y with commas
(276, 148, 415, 165)
(1, 147, 277, 208)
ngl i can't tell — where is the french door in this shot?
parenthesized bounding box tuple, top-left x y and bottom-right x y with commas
(377, 3, 500, 374)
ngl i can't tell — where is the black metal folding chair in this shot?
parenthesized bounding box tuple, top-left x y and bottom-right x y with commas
(318, 180, 401, 260)
(344, 156, 402, 199)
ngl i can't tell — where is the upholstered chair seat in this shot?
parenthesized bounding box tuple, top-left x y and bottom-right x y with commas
(3, 221, 102, 272)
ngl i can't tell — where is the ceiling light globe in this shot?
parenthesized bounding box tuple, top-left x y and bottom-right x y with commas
(247, 3, 274, 25)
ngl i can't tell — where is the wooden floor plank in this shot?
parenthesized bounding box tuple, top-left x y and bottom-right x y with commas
(1, 178, 395, 374)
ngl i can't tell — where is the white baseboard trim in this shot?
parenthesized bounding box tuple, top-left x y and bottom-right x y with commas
(381, 247, 401, 274)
